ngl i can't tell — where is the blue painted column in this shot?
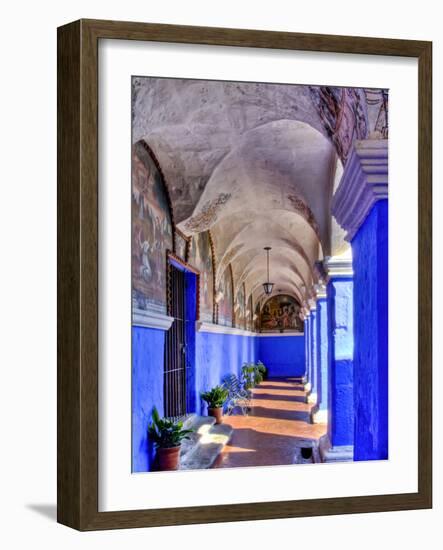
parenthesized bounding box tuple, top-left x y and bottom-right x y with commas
(352, 200, 388, 460)
(312, 288, 328, 423)
(331, 139, 389, 462)
(302, 316, 309, 383)
(304, 312, 312, 390)
(323, 255, 354, 461)
(307, 304, 318, 404)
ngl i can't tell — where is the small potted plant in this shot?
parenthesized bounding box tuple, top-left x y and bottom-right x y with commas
(241, 361, 267, 389)
(201, 385, 229, 424)
(148, 407, 193, 471)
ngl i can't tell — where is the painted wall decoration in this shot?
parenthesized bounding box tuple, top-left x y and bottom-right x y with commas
(309, 86, 368, 164)
(260, 294, 303, 332)
(364, 88, 389, 139)
(254, 302, 261, 332)
(174, 230, 189, 262)
(234, 283, 246, 329)
(184, 193, 232, 232)
(245, 294, 254, 331)
(217, 265, 233, 327)
(188, 231, 214, 322)
(132, 141, 173, 315)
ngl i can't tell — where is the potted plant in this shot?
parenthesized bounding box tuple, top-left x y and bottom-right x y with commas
(256, 360, 267, 382)
(201, 385, 229, 424)
(241, 361, 267, 389)
(148, 407, 193, 471)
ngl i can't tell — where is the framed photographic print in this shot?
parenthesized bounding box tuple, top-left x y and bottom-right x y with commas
(57, 19, 432, 530)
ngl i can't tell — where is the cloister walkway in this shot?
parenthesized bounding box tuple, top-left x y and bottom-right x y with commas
(213, 377, 327, 468)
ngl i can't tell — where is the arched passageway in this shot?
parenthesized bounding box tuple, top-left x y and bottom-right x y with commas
(131, 77, 389, 472)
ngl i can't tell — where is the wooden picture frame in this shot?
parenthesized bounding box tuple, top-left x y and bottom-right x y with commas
(57, 19, 432, 530)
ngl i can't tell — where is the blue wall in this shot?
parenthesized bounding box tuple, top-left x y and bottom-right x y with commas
(195, 332, 258, 415)
(352, 200, 388, 461)
(132, 326, 166, 473)
(258, 335, 305, 378)
(132, 323, 306, 471)
(132, 327, 259, 472)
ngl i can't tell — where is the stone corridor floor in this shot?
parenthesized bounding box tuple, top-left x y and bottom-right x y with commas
(213, 377, 327, 468)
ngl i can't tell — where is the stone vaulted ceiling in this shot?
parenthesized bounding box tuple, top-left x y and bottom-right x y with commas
(132, 77, 370, 305)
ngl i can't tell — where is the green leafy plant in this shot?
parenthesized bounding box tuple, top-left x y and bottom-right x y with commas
(256, 360, 267, 381)
(241, 361, 267, 389)
(201, 385, 229, 408)
(148, 407, 193, 449)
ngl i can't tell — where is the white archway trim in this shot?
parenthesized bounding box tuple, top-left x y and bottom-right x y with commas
(332, 139, 388, 242)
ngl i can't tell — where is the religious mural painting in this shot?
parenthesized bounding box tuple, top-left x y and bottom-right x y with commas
(188, 231, 214, 323)
(174, 229, 189, 262)
(234, 283, 246, 329)
(309, 86, 368, 163)
(245, 294, 254, 331)
(254, 301, 261, 332)
(131, 141, 173, 315)
(260, 294, 303, 333)
(217, 265, 234, 327)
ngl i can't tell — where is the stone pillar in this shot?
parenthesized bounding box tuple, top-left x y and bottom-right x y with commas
(320, 253, 354, 462)
(306, 300, 318, 404)
(312, 284, 328, 423)
(300, 311, 307, 384)
(332, 139, 388, 461)
(303, 309, 312, 391)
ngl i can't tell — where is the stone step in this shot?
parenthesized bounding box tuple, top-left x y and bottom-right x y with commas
(179, 416, 233, 470)
(180, 414, 215, 462)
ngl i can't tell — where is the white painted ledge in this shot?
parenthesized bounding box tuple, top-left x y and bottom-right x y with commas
(258, 331, 304, 337)
(132, 309, 174, 330)
(196, 321, 256, 336)
(196, 322, 304, 337)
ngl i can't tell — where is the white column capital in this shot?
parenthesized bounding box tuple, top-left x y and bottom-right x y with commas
(302, 302, 311, 317)
(331, 139, 388, 242)
(308, 298, 317, 312)
(324, 253, 353, 278)
(314, 282, 327, 300)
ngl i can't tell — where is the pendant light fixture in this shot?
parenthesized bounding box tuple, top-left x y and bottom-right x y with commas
(262, 246, 274, 295)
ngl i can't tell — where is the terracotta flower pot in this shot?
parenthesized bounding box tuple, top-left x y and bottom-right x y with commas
(208, 407, 223, 424)
(157, 445, 181, 471)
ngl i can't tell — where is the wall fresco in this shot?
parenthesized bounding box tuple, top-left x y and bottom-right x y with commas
(309, 86, 368, 164)
(174, 231, 189, 262)
(188, 231, 214, 322)
(234, 283, 246, 329)
(254, 301, 261, 332)
(245, 294, 254, 331)
(260, 294, 303, 332)
(217, 265, 233, 327)
(132, 141, 173, 315)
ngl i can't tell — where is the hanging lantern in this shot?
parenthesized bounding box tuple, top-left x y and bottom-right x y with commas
(262, 247, 274, 295)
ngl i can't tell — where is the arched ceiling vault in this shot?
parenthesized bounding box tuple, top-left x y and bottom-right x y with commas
(133, 78, 354, 306)
(232, 247, 307, 297)
(213, 213, 317, 286)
